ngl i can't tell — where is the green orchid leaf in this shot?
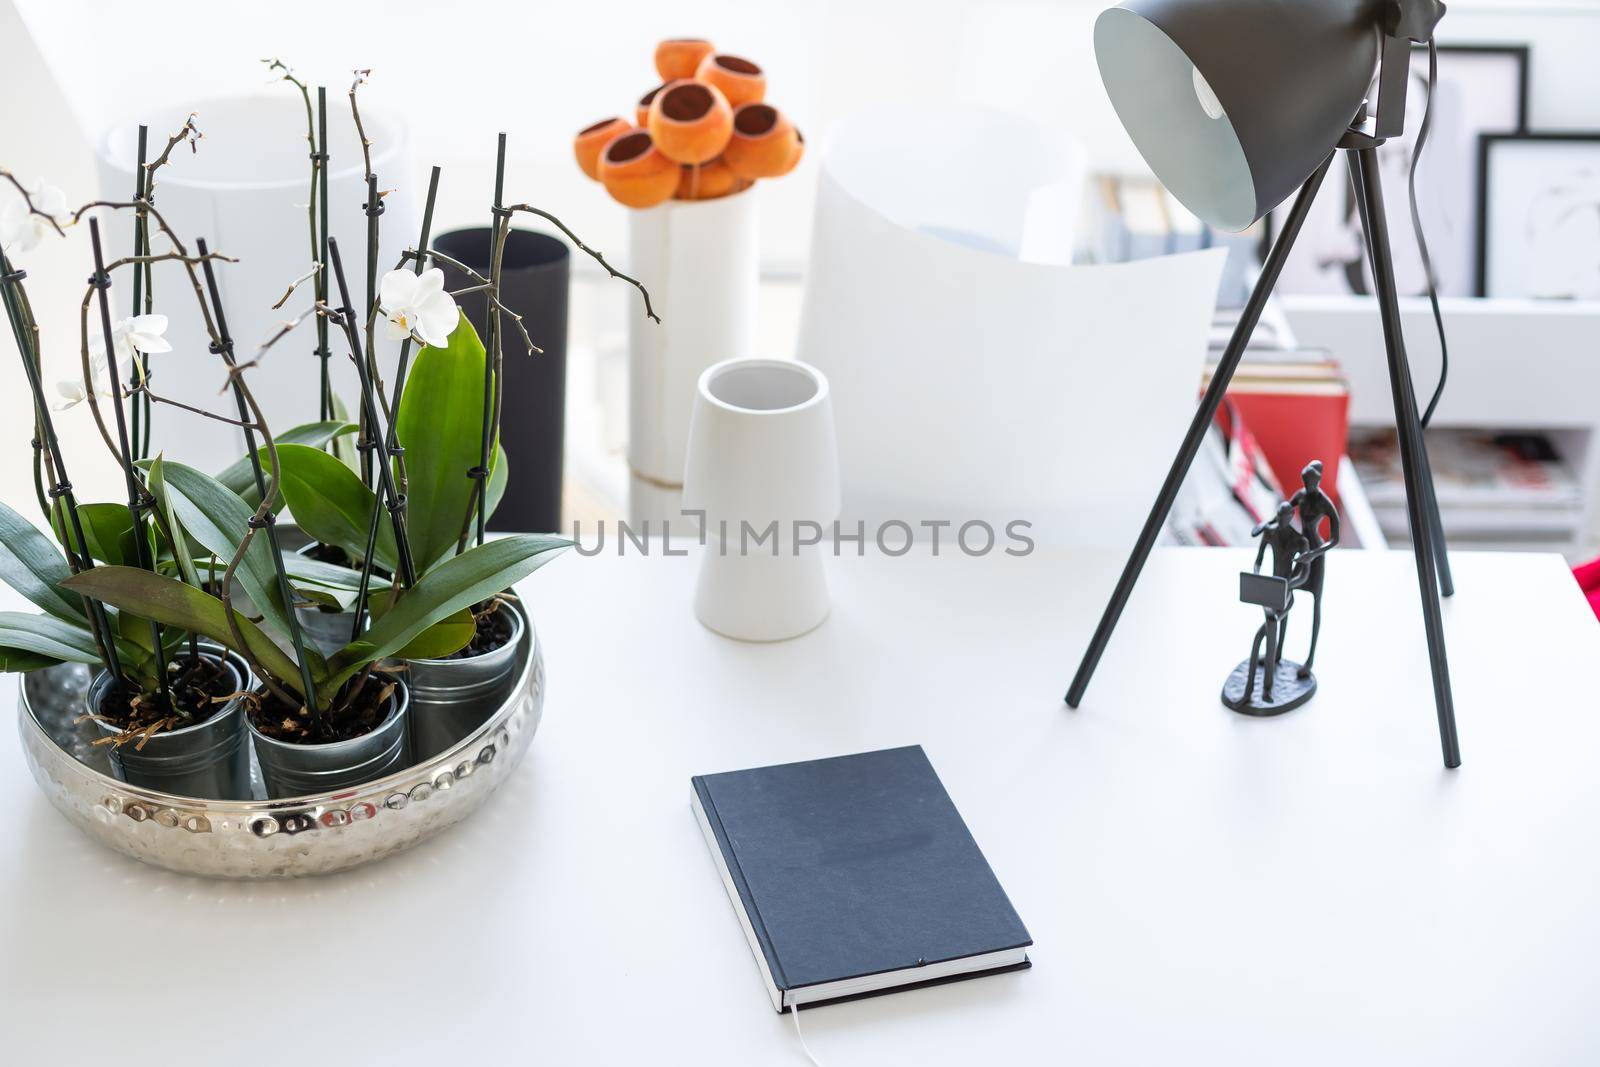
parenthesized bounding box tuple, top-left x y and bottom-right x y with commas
(281, 552, 391, 592)
(0, 499, 85, 623)
(112, 609, 169, 690)
(147, 455, 202, 589)
(395, 312, 492, 575)
(0, 610, 136, 668)
(295, 587, 347, 611)
(283, 553, 391, 612)
(486, 442, 509, 528)
(388, 608, 475, 661)
(321, 534, 568, 703)
(155, 461, 298, 645)
(51, 502, 145, 567)
(60, 567, 308, 696)
(274, 444, 398, 572)
(330, 393, 361, 475)
(0, 646, 61, 673)
(219, 420, 357, 509)
(116, 607, 156, 651)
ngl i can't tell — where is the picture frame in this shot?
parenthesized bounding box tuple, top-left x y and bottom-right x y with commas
(1477, 131, 1600, 300)
(1266, 43, 1529, 298)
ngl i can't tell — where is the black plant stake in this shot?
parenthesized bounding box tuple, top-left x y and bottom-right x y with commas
(195, 237, 323, 712)
(128, 124, 150, 461)
(454, 145, 662, 558)
(87, 218, 171, 707)
(1, 249, 122, 680)
(315, 86, 333, 423)
(350, 166, 441, 640)
(356, 171, 385, 489)
(472, 132, 509, 549)
(327, 237, 417, 588)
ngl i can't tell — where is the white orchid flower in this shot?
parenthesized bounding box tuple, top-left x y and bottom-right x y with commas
(63, 315, 170, 409)
(122, 314, 173, 357)
(379, 267, 458, 348)
(0, 178, 70, 254)
(88, 313, 173, 373)
(53, 351, 117, 411)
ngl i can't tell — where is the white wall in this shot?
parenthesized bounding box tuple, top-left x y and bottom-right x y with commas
(3, 0, 1598, 514)
(12, 0, 1594, 272)
(7, 0, 1132, 273)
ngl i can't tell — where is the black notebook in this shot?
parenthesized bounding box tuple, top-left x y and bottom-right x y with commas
(691, 746, 1032, 1012)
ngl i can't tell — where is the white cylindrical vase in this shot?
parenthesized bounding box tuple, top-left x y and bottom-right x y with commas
(682, 359, 839, 642)
(95, 96, 417, 469)
(627, 192, 759, 523)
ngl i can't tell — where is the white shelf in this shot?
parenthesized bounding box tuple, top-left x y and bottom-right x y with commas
(1283, 295, 1600, 559)
(1282, 296, 1600, 429)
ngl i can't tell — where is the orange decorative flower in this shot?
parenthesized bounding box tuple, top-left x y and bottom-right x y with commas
(675, 158, 748, 201)
(654, 38, 715, 82)
(636, 84, 664, 128)
(573, 117, 631, 181)
(722, 104, 802, 180)
(598, 130, 680, 208)
(694, 53, 766, 108)
(647, 80, 733, 166)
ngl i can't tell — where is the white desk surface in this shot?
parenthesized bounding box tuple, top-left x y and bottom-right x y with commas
(2, 546, 1597, 1065)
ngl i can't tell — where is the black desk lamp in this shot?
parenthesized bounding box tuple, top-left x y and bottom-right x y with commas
(1067, 0, 1463, 768)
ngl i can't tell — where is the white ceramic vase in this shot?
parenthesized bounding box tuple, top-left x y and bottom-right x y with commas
(627, 192, 759, 523)
(682, 359, 840, 642)
(95, 95, 417, 469)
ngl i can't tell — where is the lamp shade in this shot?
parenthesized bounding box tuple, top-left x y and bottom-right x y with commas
(1095, 0, 1379, 231)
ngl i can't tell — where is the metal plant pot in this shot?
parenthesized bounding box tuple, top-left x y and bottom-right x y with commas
(87, 644, 253, 801)
(248, 681, 412, 800)
(404, 599, 526, 761)
(292, 542, 360, 656)
(17, 614, 543, 878)
(295, 601, 358, 657)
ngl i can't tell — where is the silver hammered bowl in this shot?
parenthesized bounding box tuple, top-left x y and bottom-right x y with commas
(16, 615, 544, 879)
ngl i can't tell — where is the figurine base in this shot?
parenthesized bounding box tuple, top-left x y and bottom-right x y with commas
(1221, 659, 1316, 716)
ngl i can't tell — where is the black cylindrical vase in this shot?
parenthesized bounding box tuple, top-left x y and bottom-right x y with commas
(432, 227, 570, 533)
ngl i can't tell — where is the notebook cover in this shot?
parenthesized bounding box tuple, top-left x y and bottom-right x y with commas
(692, 746, 1032, 1008)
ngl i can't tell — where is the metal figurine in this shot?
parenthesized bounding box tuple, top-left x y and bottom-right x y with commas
(1289, 459, 1340, 676)
(1221, 462, 1339, 715)
(1255, 500, 1308, 688)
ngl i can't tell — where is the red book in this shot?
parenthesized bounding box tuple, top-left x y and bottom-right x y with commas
(1207, 366, 1350, 509)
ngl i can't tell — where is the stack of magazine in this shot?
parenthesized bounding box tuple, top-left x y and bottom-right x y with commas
(1350, 428, 1582, 551)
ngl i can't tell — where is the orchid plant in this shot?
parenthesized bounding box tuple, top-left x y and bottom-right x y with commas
(0, 61, 658, 754)
(263, 74, 658, 660)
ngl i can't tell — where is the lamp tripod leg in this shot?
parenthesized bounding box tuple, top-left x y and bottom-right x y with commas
(1412, 426, 1454, 596)
(1064, 156, 1334, 708)
(1345, 157, 1454, 598)
(1351, 146, 1461, 769)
